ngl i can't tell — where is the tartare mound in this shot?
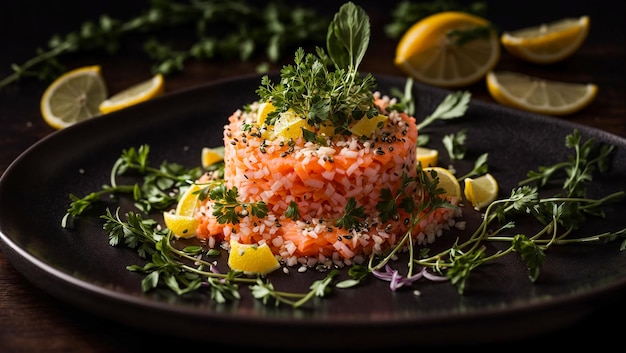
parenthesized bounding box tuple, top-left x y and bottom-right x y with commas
(195, 93, 460, 268)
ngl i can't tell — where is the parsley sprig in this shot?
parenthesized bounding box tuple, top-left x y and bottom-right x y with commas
(101, 201, 336, 307)
(62, 144, 202, 228)
(208, 185, 269, 224)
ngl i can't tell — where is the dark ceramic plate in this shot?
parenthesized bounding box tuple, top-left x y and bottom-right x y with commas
(1, 74, 625, 349)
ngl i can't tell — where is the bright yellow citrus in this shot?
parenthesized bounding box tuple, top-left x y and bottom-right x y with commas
(423, 166, 461, 199)
(40, 65, 108, 129)
(416, 146, 439, 167)
(228, 240, 280, 275)
(486, 70, 598, 115)
(349, 114, 388, 137)
(201, 147, 225, 168)
(257, 101, 275, 126)
(175, 184, 202, 217)
(464, 173, 499, 210)
(395, 11, 500, 88)
(163, 211, 199, 239)
(272, 109, 308, 140)
(501, 16, 590, 64)
(99, 73, 164, 114)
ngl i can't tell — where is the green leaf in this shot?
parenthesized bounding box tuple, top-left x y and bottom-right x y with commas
(326, 2, 370, 71)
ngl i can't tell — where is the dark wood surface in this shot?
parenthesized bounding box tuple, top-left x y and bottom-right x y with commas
(1, 1, 625, 352)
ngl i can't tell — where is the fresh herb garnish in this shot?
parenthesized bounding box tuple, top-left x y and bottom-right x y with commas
(357, 130, 626, 294)
(256, 2, 378, 137)
(390, 79, 470, 147)
(209, 185, 269, 224)
(1, 0, 329, 90)
(59, 3, 626, 308)
(62, 144, 202, 228)
(335, 197, 367, 230)
(285, 200, 301, 221)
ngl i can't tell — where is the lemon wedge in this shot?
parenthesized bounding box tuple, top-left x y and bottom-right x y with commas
(257, 101, 275, 126)
(349, 114, 388, 137)
(501, 16, 590, 64)
(416, 146, 439, 167)
(228, 240, 280, 275)
(486, 70, 598, 115)
(201, 147, 225, 168)
(395, 11, 500, 88)
(464, 173, 499, 210)
(272, 109, 307, 140)
(40, 65, 108, 129)
(163, 212, 199, 238)
(164, 183, 202, 238)
(99, 73, 164, 114)
(175, 183, 202, 217)
(423, 166, 461, 199)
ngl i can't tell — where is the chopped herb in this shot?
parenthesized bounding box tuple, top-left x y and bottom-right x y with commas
(209, 185, 269, 224)
(285, 200, 301, 221)
(335, 197, 367, 230)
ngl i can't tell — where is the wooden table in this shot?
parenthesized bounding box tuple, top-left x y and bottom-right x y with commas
(1, 1, 624, 351)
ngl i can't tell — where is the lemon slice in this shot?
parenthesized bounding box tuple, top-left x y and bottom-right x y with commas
(163, 211, 199, 238)
(501, 16, 589, 64)
(416, 146, 439, 167)
(201, 147, 225, 168)
(228, 240, 280, 275)
(99, 73, 164, 114)
(395, 11, 500, 88)
(40, 65, 108, 129)
(464, 173, 499, 210)
(486, 71, 598, 115)
(423, 166, 461, 199)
